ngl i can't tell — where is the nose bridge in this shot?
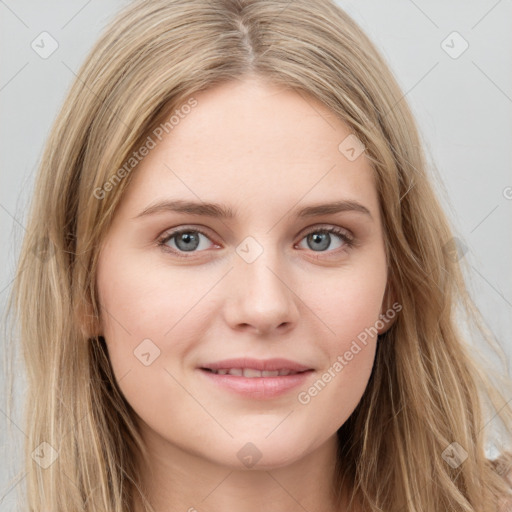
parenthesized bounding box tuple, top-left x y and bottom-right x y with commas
(235, 233, 288, 296)
(226, 233, 298, 331)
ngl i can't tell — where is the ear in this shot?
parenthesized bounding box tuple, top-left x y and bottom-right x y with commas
(377, 279, 400, 335)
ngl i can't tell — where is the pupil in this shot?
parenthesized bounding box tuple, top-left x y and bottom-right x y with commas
(177, 232, 199, 251)
(309, 232, 329, 251)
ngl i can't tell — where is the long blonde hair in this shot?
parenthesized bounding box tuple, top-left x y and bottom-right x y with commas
(5, 0, 512, 510)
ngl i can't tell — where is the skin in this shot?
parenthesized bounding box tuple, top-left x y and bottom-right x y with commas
(95, 76, 390, 512)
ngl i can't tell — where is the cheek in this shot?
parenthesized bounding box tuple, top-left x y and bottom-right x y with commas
(295, 278, 382, 430)
(96, 249, 163, 371)
(296, 342, 376, 444)
(96, 248, 208, 346)
(95, 253, 201, 429)
(297, 259, 386, 408)
(95, 249, 218, 396)
(309, 260, 387, 345)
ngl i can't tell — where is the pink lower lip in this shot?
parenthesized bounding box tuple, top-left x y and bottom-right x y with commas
(198, 369, 314, 400)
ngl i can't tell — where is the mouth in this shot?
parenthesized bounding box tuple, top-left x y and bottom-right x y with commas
(200, 367, 310, 377)
(197, 366, 315, 400)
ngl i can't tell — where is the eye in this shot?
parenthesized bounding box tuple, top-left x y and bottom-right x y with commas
(157, 225, 355, 258)
(157, 228, 216, 257)
(296, 226, 354, 254)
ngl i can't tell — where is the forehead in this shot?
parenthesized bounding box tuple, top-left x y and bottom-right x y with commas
(118, 78, 378, 218)
(163, 78, 355, 167)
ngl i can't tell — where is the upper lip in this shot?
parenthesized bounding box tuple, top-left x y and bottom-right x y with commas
(199, 358, 313, 372)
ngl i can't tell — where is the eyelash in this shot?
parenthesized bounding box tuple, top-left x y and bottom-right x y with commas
(157, 225, 355, 259)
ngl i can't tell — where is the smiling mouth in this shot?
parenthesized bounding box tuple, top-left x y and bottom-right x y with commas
(200, 368, 311, 377)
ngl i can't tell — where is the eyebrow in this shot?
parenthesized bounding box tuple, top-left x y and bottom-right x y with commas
(133, 199, 372, 220)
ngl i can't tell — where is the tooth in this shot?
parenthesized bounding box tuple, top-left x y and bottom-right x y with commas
(212, 368, 300, 377)
(242, 368, 263, 378)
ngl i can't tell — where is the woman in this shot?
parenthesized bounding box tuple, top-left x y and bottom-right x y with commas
(6, 0, 512, 510)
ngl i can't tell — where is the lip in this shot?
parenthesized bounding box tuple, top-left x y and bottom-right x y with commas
(197, 368, 314, 400)
(199, 357, 313, 373)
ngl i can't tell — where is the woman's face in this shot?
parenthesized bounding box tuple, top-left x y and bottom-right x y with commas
(96, 77, 389, 470)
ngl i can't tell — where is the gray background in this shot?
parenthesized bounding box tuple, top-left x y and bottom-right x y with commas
(1, 1, 511, 509)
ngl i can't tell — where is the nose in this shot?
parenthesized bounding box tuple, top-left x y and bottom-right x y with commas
(223, 243, 300, 335)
